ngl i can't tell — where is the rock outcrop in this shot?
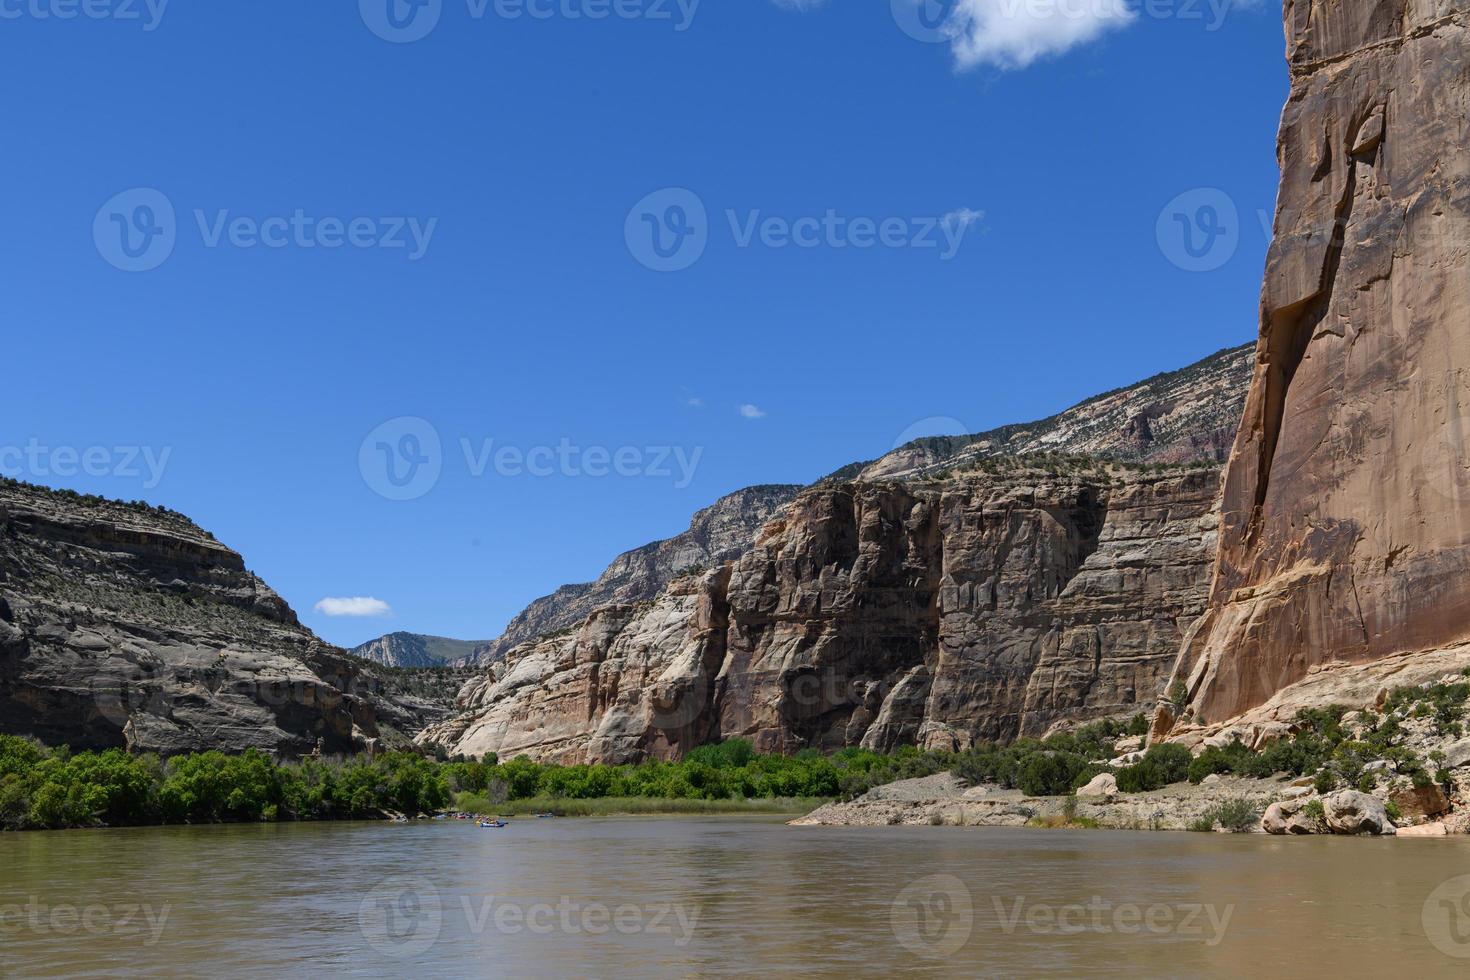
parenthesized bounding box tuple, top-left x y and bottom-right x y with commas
(1166, 2, 1470, 729)
(1262, 798, 1320, 835)
(0, 480, 399, 757)
(422, 467, 1222, 763)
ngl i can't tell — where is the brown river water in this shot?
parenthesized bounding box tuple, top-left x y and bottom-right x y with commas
(3, 816, 1470, 977)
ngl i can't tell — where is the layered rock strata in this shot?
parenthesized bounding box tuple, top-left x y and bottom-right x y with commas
(422, 468, 1221, 763)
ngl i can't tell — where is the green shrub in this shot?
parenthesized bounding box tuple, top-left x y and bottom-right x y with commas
(1017, 752, 1088, 797)
(1116, 743, 1192, 793)
(1209, 798, 1260, 833)
(1187, 741, 1252, 784)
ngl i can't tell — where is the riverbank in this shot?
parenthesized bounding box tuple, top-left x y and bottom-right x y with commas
(791, 772, 1468, 836)
(793, 669, 1470, 837)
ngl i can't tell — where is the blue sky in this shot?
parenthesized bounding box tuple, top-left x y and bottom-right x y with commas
(1, 0, 1287, 647)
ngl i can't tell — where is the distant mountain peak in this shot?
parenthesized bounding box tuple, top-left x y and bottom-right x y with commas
(349, 632, 489, 669)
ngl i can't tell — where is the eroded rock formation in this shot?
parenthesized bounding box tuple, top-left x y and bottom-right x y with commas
(421, 468, 1221, 763)
(1166, 1, 1470, 729)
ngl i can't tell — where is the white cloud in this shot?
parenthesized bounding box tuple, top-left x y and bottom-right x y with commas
(739, 404, 767, 420)
(942, 207, 986, 231)
(314, 596, 392, 618)
(943, 0, 1137, 71)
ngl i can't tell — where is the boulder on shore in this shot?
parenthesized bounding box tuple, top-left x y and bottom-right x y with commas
(1397, 822, 1448, 838)
(1076, 773, 1118, 799)
(1389, 784, 1450, 821)
(1262, 798, 1319, 835)
(1323, 791, 1396, 836)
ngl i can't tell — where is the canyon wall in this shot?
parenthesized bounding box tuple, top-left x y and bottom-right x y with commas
(1166, 1, 1470, 729)
(0, 481, 407, 757)
(421, 468, 1221, 763)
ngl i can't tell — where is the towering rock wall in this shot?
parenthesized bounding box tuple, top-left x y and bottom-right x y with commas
(421, 468, 1221, 763)
(1167, 1, 1470, 728)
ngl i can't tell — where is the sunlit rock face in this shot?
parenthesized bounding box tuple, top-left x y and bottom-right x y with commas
(422, 469, 1221, 763)
(1167, 1, 1470, 728)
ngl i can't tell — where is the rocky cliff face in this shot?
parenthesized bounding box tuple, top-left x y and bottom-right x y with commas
(421, 466, 1221, 763)
(0, 480, 400, 757)
(1165, 1, 1470, 730)
(465, 347, 1250, 677)
(468, 484, 803, 665)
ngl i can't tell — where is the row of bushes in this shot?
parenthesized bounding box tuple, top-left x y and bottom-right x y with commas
(0, 735, 956, 830)
(437, 741, 953, 805)
(0, 738, 451, 830)
(23, 677, 1456, 829)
